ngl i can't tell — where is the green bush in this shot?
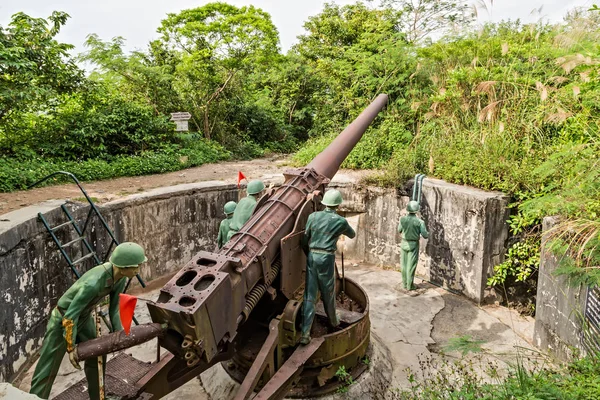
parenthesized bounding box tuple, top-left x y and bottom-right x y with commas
(397, 353, 600, 399)
(0, 140, 229, 192)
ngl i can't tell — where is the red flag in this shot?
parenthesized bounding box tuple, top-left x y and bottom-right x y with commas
(237, 171, 247, 188)
(119, 293, 137, 335)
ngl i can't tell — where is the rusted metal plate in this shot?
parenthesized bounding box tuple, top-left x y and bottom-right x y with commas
(233, 319, 281, 400)
(224, 277, 371, 398)
(306, 277, 370, 369)
(254, 337, 325, 400)
(280, 231, 306, 300)
(54, 353, 153, 400)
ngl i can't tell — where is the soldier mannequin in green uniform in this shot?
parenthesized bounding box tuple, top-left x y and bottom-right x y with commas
(217, 201, 237, 248)
(30, 242, 147, 400)
(398, 201, 429, 290)
(300, 189, 356, 345)
(227, 179, 265, 241)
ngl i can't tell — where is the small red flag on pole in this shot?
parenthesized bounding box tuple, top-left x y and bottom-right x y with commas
(119, 293, 138, 335)
(237, 171, 247, 188)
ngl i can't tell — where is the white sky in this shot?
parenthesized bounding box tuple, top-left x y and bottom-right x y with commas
(0, 0, 595, 54)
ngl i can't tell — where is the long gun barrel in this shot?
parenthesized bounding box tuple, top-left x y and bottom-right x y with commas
(142, 94, 388, 398)
(308, 94, 389, 179)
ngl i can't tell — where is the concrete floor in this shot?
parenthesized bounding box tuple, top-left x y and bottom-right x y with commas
(12, 263, 537, 399)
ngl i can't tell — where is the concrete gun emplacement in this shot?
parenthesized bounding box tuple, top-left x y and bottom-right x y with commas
(75, 94, 388, 399)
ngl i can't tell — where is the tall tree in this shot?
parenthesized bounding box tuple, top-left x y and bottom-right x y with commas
(82, 35, 182, 116)
(296, 2, 401, 60)
(381, 0, 474, 43)
(291, 2, 417, 168)
(0, 12, 83, 151)
(294, 3, 412, 128)
(157, 2, 280, 139)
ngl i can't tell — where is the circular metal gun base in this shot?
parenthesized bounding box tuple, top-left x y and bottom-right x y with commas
(223, 277, 370, 397)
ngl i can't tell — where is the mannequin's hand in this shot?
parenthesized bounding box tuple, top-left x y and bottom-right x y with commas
(68, 350, 81, 370)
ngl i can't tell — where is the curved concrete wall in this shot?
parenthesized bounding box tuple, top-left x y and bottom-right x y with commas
(332, 178, 510, 303)
(0, 177, 509, 382)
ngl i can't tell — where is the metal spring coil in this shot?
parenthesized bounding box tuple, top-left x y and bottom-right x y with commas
(241, 258, 282, 322)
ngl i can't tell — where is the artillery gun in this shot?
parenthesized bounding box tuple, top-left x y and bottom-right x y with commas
(70, 94, 388, 400)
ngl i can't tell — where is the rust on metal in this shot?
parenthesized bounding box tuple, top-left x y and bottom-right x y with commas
(75, 323, 165, 362)
(55, 353, 154, 400)
(95, 307, 105, 400)
(233, 318, 282, 400)
(109, 95, 387, 400)
(307, 93, 388, 179)
(223, 276, 370, 397)
(254, 337, 325, 400)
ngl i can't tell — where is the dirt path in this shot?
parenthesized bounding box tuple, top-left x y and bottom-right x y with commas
(0, 157, 292, 215)
(0, 157, 373, 215)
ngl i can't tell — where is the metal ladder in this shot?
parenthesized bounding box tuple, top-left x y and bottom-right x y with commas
(412, 173, 426, 204)
(30, 171, 145, 328)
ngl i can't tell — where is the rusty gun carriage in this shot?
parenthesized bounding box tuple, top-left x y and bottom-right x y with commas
(70, 94, 388, 400)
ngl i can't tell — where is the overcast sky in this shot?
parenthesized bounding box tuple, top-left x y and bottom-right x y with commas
(0, 0, 595, 54)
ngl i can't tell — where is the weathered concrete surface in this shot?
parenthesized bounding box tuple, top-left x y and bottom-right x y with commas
(0, 383, 39, 399)
(332, 178, 510, 303)
(101, 181, 241, 282)
(15, 263, 536, 399)
(431, 289, 535, 366)
(533, 217, 587, 360)
(482, 304, 535, 346)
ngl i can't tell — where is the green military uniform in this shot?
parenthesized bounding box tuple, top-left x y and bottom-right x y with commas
(30, 263, 127, 400)
(398, 201, 429, 290)
(300, 202, 355, 342)
(227, 180, 264, 241)
(226, 195, 257, 241)
(218, 217, 233, 248)
(217, 201, 237, 248)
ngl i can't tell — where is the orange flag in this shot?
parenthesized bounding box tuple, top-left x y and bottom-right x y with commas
(119, 293, 137, 335)
(237, 171, 247, 188)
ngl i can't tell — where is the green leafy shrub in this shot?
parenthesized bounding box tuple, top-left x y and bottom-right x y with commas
(0, 140, 228, 192)
(488, 237, 541, 287)
(396, 352, 600, 399)
(335, 365, 354, 394)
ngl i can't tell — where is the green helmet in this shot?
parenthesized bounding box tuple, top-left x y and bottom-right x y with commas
(224, 201, 237, 215)
(407, 201, 420, 213)
(109, 242, 147, 268)
(322, 189, 343, 207)
(247, 179, 265, 195)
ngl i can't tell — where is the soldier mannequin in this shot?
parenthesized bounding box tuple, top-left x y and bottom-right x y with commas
(227, 180, 265, 241)
(30, 242, 147, 400)
(300, 189, 356, 345)
(398, 201, 429, 290)
(217, 201, 237, 249)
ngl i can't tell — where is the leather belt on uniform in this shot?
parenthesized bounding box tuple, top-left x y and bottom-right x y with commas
(309, 248, 335, 255)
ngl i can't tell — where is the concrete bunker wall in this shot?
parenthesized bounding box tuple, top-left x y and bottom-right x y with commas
(533, 216, 588, 360)
(331, 178, 509, 303)
(0, 178, 509, 382)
